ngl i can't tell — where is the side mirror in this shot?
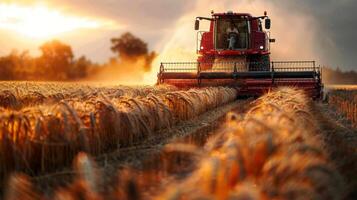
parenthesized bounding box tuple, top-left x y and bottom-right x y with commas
(195, 19, 200, 30)
(265, 18, 271, 29)
(269, 38, 276, 43)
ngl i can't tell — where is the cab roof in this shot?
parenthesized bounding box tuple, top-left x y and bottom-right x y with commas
(212, 12, 253, 18)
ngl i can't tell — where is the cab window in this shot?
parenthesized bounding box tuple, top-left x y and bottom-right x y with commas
(215, 18, 248, 49)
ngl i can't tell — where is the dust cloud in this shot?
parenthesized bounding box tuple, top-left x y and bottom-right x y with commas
(86, 57, 151, 85)
(143, 0, 322, 85)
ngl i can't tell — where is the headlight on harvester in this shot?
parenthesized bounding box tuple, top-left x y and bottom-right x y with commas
(260, 45, 264, 50)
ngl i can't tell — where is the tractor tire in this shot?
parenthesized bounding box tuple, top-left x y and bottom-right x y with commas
(249, 55, 270, 71)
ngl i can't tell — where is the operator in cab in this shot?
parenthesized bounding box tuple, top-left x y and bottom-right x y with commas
(226, 22, 239, 49)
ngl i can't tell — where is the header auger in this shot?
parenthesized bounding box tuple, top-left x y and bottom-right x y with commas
(157, 11, 323, 99)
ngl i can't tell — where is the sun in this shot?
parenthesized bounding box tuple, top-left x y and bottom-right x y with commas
(0, 4, 113, 39)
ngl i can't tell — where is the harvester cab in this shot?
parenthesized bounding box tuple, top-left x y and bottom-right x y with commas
(157, 11, 323, 99)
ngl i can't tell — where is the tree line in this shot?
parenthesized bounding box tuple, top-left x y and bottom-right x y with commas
(322, 67, 357, 85)
(0, 32, 156, 81)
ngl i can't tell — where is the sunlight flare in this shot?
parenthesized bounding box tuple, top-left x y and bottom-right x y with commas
(0, 4, 118, 38)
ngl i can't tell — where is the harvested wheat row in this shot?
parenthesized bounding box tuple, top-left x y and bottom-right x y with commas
(0, 82, 177, 109)
(155, 87, 344, 200)
(0, 87, 237, 184)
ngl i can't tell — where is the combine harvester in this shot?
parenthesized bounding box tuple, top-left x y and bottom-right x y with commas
(157, 11, 323, 99)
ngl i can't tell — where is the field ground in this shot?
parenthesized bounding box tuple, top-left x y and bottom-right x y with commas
(0, 82, 356, 199)
(28, 101, 357, 199)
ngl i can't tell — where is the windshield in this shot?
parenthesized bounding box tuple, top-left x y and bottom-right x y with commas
(215, 18, 249, 50)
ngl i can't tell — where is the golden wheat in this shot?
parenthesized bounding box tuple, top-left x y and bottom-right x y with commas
(327, 89, 357, 127)
(0, 82, 177, 109)
(0, 86, 237, 185)
(3, 87, 344, 200)
(155, 87, 343, 200)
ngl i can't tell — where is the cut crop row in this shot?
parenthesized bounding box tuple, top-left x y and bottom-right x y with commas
(0, 82, 176, 109)
(156, 87, 344, 199)
(0, 87, 237, 185)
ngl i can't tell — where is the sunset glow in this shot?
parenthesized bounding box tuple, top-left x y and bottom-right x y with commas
(0, 4, 115, 39)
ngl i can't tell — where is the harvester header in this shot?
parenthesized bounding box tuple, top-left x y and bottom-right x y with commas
(157, 11, 323, 99)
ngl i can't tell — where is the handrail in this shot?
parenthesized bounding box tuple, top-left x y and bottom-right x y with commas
(159, 61, 320, 73)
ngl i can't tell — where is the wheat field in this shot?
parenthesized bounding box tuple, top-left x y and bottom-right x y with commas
(327, 89, 357, 127)
(0, 82, 237, 187)
(2, 86, 355, 200)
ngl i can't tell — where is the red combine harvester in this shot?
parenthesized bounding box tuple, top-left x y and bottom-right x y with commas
(157, 11, 323, 99)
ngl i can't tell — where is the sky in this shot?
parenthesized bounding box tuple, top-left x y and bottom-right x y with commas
(0, 0, 356, 71)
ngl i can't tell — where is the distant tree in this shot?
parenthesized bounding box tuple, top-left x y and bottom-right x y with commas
(110, 32, 157, 71)
(39, 40, 74, 80)
(0, 42, 96, 81)
(322, 66, 357, 84)
(69, 56, 91, 79)
(111, 32, 148, 59)
(0, 55, 15, 80)
(0, 50, 43, 80)
(12, 50, 38, 80)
